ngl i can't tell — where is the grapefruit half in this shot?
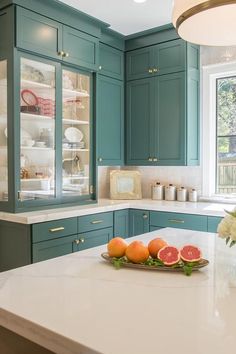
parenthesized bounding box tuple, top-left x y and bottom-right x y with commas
(158, 246, 180, 266)
(180, 245, 202, 262)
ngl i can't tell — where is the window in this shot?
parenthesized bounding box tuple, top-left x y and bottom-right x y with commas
(202, 62, 236, 200)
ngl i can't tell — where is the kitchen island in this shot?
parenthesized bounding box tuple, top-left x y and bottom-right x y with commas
(0, 227, 236, 354)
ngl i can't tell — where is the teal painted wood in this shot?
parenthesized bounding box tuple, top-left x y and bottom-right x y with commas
(32, 218, 78, 243)
(150, 211, 208, 231)
(78, 227, 113, 251)
(155, 72, 186, 165)
(207, 216, 222, 233)
(149, 226, 162, 232)
(78, 212, 113, 233)
(32, 234, 78, 263)
(126, 78, 155, 165)
(0, 220, 31, 271)
(97, 75, 124, 165)
(154, 39, 186, 76)
(100, 28, 125, 51)
(129, 209, 149, 237)
(16, 7, 63, 60)
(126, 47, 153, 81)
(99, 43, 124, 80)
(114, 209, 129, 238)
(63, 25, 99, 71)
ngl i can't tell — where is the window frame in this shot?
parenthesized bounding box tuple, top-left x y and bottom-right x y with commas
(202, 61, 236, 200)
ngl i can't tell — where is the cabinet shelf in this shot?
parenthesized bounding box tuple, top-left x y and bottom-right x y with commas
(63, 119, 89, 125)
(21, 79, 54, 89)
(63, 176, 89, 180)
(21, 178, 50, 182)
(21, 113, 54, 121)
(63, 148, 89, 152)
(63, 88, 89, 99)
(21, 146, 54, 151)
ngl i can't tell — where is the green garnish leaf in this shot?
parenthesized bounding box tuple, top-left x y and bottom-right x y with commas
(229, 240, 236, 248)
(112, 257, 126, 269)
(183, 265, 193, 276)
(226, 237, 231, 245)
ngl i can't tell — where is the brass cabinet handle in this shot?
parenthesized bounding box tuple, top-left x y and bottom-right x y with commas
(148, 157, 153, 162)
(79, 238, 85, 243)
(91, 220, 103, 224)
(98, 157, 103, 162)
(64, 52, 69, 58)
(143, 214, 148, 219)
(49, 227, 65, 233)
(168, 219, 185, 224)
(148, 69, 153, 73)
(74, 239, 80, 245)
(153, 158, 158, 162)
(153, 68, 159, 73)
(58, 51, 65, 56)
(99, 65, 102, 70)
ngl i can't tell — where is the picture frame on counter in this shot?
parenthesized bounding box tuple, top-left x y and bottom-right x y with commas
(110, 170, 142, 200)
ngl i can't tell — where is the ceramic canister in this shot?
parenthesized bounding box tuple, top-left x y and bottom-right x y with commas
(165, 184, 176, 201)
(189, 189, 198, 202)
(152, 182, 164, 200)
(177, 187, 187, 202)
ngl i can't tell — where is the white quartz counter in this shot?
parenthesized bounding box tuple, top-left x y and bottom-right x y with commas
(0, 228, 236, 354)
(0, 198, 235, 224)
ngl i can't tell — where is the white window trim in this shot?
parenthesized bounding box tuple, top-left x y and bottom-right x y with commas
(202, 61, 236, 200)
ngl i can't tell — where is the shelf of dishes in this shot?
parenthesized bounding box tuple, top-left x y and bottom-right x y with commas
(21, 113, 89, 125)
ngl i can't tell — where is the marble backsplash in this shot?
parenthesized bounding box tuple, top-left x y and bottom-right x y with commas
(98, 166, 202, 199)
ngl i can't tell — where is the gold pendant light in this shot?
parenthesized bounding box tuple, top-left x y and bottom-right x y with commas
(172, 0, 236, 46)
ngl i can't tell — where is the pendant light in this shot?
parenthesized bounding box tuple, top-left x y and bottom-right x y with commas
(172, 0, 236, 46)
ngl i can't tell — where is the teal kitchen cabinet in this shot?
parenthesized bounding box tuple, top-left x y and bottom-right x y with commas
(207, 216, 222, 233)
(97, 75, 124, 165)
(78, 212, 113, 233)
(126, 39, 185, 81)
(99, 43, 124, 80)
(16, 7, 99, 71)
(126, 43, 200, 166)
(129, 209, 150, 237)
(114, 209, 129, 238)
(32, 218, 78, 243)
(77, 227, 113, 251)
(150, 211, 208, 231)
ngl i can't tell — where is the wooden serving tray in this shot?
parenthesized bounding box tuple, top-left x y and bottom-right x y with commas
(101, 252, 209, 273)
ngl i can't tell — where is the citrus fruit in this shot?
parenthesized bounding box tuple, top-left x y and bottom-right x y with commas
(107, 237, 128, 258)
(158, 246, 180, 266)
(148, 237, 168, 258)
(180, 245, 202, 262)
(125, 240, 149, 264)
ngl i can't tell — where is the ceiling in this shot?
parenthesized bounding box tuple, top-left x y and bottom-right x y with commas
(58, 0, 174, 36)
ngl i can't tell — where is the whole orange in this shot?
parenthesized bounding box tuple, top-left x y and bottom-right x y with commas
(148, 238, 168, 259)
(125, 240, 149, 264)
(107, 237, 128, 258)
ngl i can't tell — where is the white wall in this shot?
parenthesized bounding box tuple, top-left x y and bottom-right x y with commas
(98, 45, 236, 199)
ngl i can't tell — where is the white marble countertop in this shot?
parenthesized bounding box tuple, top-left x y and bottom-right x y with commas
(0, 228, 236, 354)
(0, 198, 235, 224)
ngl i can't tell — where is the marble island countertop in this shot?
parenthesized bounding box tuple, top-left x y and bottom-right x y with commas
(0, 198, 235, 224)
(0, 227, 236, 354)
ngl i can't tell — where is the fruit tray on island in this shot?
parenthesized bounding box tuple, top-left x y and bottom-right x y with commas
(101, 238, 209, 276)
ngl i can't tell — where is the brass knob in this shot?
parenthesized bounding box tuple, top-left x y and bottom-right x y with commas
(79, 238, 85, 243)
(99, 65, 102, 70)
(74, 239, 80, 245)
(153, 68, 159, 73)
(153, 158, 158, 162)
(62, 52, 69, 58)
(58, 51, 65, 56)
(148, 69, 153, 74)
(98, 157, 103, 162)
(148, 157, 153, 162)
(143, 214, 148, 219)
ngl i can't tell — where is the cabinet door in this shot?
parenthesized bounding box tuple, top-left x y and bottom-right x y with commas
(97, 75, 124, 165)
(16, 7, 62, 60)
(99, 44, 124, 80)
(114, 210, 129, 238)
(153, 39, 186, 76)
(155, 72, 186, 165)
(207, 217, 222, 233)
(126, 78, 155, 165)
(126, 47, 153, 81)
(32, 234, 78, 263)
(129, 209, 149, 237)
(63, 26, 99, 71)
(78, 227, 113, 251)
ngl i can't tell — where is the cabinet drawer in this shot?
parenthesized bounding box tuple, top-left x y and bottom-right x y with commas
(150, 211, 207, 231)
(78, 212, 113, 233)
(77, 227, 113, 251)
(32, 234, 77, 263)
(99, 43, 124, 80)
(32, 218, 77, 243)
(207, 216, 222, 233)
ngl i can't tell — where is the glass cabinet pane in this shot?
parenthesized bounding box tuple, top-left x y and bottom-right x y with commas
(20, 58, 56, 200)
(62, 69, 90, 197)
(0, 60, 8, 201)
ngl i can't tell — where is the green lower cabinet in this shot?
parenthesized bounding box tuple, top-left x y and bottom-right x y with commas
(78, 227, 113, 251)
(32, 234, 78, 263)
(97, 75, 124, 165)
(129, 209, 150, 237)
(114, 209, 129, 238)
(207, 217, 222, 233)
(149, 226, 162, 232)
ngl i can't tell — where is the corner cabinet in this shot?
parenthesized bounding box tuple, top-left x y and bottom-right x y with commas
(126, 40, 200, 166)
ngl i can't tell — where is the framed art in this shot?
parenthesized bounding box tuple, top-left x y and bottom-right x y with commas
(110, 170, 142, 200)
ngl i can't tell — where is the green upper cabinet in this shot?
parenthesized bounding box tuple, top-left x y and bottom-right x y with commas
(126, 78, 155, 165)
(99, 43, 124, 80)
(16, 7, 63, 60)
(126, 39, 186, 81)
(62, 25, 99, 71)
(97, 75, 124, 165)
(16, 7, 99, 71)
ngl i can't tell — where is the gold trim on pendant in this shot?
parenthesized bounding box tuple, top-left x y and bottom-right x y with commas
(176, 0, 236, 31)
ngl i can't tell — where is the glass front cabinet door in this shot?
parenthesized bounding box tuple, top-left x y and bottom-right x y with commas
(2, 53, 95, 212)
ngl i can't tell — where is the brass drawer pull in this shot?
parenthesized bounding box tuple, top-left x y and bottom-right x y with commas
(49, 227, 65, 233)
(143, 214, 148, 219)
(74, 239, 80, 245)
(153, 68, 159, 73)
(168, 219, 185, 224)
(91, 220, 103, 224)
(148, 69, 153, 74)
(79, 238, 85, 243)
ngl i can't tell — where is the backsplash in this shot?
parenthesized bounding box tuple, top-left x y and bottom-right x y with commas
(98, 166, 202, 199)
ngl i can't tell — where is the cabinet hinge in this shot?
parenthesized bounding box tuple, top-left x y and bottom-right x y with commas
(17, 191, 23, 201)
